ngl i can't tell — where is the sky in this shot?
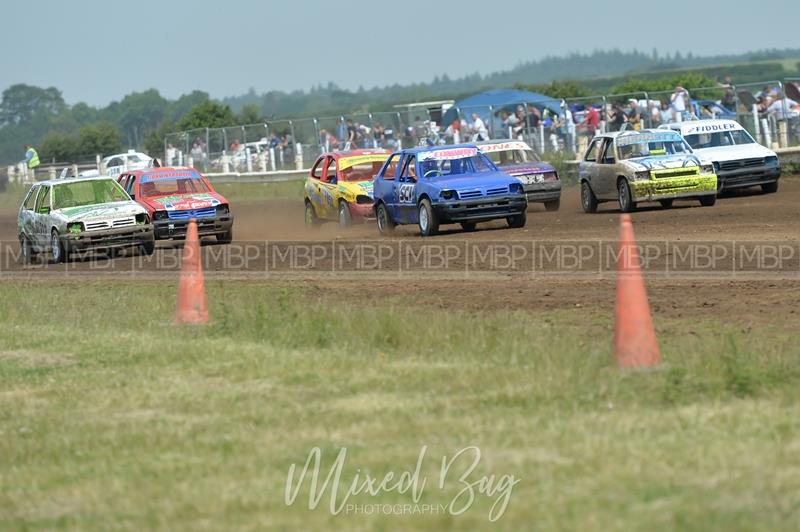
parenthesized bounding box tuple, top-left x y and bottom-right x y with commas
(1, 0, 798, 107)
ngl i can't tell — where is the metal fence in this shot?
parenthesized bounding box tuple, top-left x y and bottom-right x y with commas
(162, 78, 800, 174)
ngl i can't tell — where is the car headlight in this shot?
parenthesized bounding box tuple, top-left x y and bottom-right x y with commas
(355, 195, 373, 205)
(700, 164, 714, 174)
(713, 161, 720, 173)
(135, 213, 149, 225)
(634, 170, 650, 180)
(153, 210, 168, 221)
(765, 156, 779, 166)
(440, 189, 458, 200)
(67, 222, 83, 234)
(216, 204, 230, 215)
(509, 183, 524, 195)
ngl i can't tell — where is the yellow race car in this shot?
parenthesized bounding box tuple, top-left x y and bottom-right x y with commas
(304, 149, 390, 227)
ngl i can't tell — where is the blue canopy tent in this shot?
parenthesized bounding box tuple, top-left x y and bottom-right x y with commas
(442, 89, 563, 134)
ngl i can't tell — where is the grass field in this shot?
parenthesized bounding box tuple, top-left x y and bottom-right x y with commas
(1, 281, 799, 530)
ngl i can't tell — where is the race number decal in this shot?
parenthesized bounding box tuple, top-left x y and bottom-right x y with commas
(399, 184, 415, 203)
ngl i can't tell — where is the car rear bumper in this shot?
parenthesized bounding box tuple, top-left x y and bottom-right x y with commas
(718, 167, 780, 190)
(153, 215, 234, 240)
(63, 224, 154, 251)
(630, 174, 718, 202)
(434, 195, 527, 222)
(524, 182, 561, 203)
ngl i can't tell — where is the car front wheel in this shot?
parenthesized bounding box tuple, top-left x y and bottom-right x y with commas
(51, 229, 67, 263)
(304, 201, 319, 229)
(20, 235, 35, 264)
(216, 228, 233, 244)
(507, 210, 527, 228)
(418, 199, 439, 237)
(375, 203, 395, 235)
(699, 195, 716, 207)
(581, 181, 598, 213)
(618, 179, 636, 213)
(338, 201, 352, 227)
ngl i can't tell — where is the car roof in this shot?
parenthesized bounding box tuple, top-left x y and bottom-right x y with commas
(124, 166, 200, 177)
(607, 128, 683, 142)
(35, 175, 117, 186)
(325, 149, 390, 160)
(663, 119, 744, 135)
(399, 143, 480, 156)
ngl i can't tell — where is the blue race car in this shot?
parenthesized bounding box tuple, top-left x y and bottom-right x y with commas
(372, 144, 528, 236)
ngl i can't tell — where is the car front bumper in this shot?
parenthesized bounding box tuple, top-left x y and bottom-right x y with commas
(347, 202, 375, 222)
(153, 214, 234, 240)
(629, 174, 718, 202)
(434, 195, 528, 222)
(63, 224, 154, 252)
(523, 182, 561, 203)
(717, 166, 780, 190)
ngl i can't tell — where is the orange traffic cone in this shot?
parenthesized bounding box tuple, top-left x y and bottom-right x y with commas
(175, 219, 208, 324)
(613, 214, 661, 368)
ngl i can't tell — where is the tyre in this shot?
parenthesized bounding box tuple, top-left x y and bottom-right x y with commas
(699, 195, 716, 207)
(418, 198, 439, 237)
(216, 228, 233, 244)
(375, 203, 395, 235)
(141, 237, 156, 255)
(659, 199, 674, 208)
(20, 235, 36, 264)
(51, 229, 67, 263)
(506, 210, 527, 228)
(762, 181, 779, 194)
(304, 201, 319, 229)
(581, 181, 598, 213)
(460, 221, 476, 232)
(617, 179, 636, 213)
(338, 201, 352, 227)
(544, 198, 560, 212)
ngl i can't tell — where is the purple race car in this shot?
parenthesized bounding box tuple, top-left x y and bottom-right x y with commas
(477, 140, 562, 211)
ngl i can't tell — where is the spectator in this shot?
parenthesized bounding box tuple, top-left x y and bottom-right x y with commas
(659, 101, 673, 124)
(581, 104, 600, 137)
(336, 118, 347, 143)
(720, 76, 736, 112)
(562, 102, 576, 152)
(670, 86, 689, 120)
(24, 144, 40, 172)
(445, 118, 462, 143)
(766, 96, 799, 120)
(608, 104, 625, 131)
(372, 122, 385, 147)
(625, 99, 642, 130)
(346, 119, 358, 148)
(470, 112, 488, 141)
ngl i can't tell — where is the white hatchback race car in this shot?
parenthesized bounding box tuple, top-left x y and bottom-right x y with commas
(102, 150, 154, 177)
(18, 176, 155, 263)
(661, 120, 780, 193)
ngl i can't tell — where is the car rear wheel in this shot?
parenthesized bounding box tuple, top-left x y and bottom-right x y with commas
(418, 199, 439, 237)
(375, 203, 395, 235)
(699, 195, 716, 207)
(216, 228, 233, 244)
(762, 181, 779, 194)
(544, 198, 560, 212)
(338, 201, 352, 227)
(581, 181, 598, 213)
(304, 201, 319, 229)
(659, 199, 673, 208)
(507, 210, 527, 228)
(51, 229, 67, 263)
(618, 179, 636, 213)
(460, 221, 476, 232)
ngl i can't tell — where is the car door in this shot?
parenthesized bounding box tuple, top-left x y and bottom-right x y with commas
(395, 155, 418, 223)
(19, 184, 39, 246)
(375, 153, 401, 220)
(32, 184, 52, 248)
(580, 138, 603, 195)
(125, 175, 138, 200)
(595, 139, 618, 199)
(306, 157, 326, 215)
(319, 157, 339, 219)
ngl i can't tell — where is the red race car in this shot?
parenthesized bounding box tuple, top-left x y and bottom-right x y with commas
(117, 167, 233, 243)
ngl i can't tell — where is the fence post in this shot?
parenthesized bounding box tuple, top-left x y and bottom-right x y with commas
(269, 147, 277, 171)
(259, 150, 267, 172)
(71, 163, 78, 178)
(49, 167, 56, 180)
(204, 128, 210, 173)
(313, 118, 322, 152)
(488, 105, 494, 139)
(752, 104, 761, 143)
(642, 91, 651, 129)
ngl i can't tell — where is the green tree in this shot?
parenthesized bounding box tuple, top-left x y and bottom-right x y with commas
(40, 132, 79, 163)
(516, 80, 592, 99)
(237, 104, 261, 125)
(77, 122, 123, 159)
(0, 84, 66, 126)
(143, 121, 177, 158)
(177, 101, 236, 130)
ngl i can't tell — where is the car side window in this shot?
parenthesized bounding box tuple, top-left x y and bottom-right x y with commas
(35, 186, 51, 214)
(399, 156, 417, 183)
(600, 141, 615, 164)
(311, 158, 324, 179)
(325, 158, 337, 184)
(381, 154, 399, 180)
(584, 139, 602, 162)
(126, 176, 136, 195)
(23, 185, 39, 210)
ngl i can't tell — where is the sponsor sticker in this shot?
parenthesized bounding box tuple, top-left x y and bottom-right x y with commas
(419, 147, 478, 161)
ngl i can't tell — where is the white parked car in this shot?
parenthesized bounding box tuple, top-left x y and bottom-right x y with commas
(17, 176, 154, 263)
(660, 120, 780, 193)
(102, 150, 153, 177)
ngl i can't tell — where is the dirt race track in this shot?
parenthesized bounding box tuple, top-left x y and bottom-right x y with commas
(1, 178, 799, 326)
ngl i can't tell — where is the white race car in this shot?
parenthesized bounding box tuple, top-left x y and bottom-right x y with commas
(661, 120, 780, 193)
(102, 150, 153, 177)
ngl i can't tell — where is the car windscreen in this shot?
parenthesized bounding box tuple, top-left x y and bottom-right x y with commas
(338, 155, 388, 182)
(139, 177, 211, 197)
(484, 148, 540, 166)
(616, 134, 692, 160)
(52, 180, 129, 210)
(418, 148, 496, 177)
(683, 130, 755, 149)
